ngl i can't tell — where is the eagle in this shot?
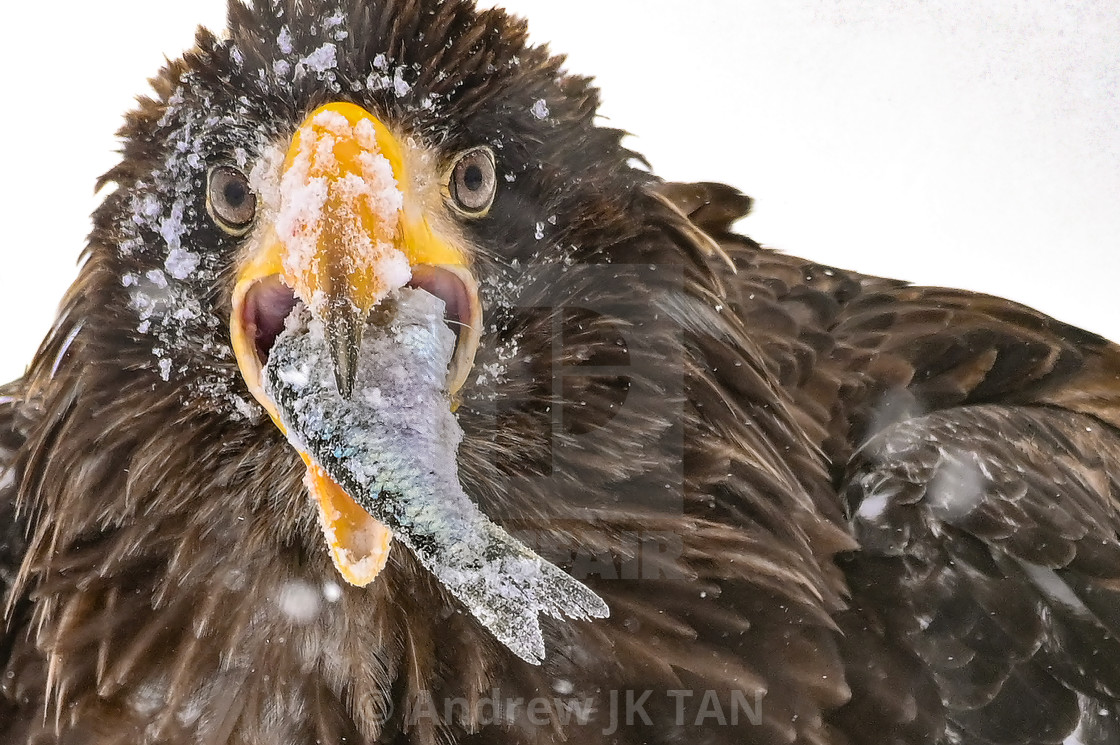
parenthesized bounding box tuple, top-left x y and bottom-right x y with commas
(4, 1, 1120, 744)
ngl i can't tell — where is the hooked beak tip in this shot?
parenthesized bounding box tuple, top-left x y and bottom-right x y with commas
(323, 298, 365, 398)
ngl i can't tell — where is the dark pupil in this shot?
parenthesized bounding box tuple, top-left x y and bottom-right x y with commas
(462, 164, 484, 192)
(223, 179, 248, 209)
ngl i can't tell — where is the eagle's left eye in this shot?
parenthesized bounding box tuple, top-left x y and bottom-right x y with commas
(207, 165, 257, 235)
(446, 147, 497, 217)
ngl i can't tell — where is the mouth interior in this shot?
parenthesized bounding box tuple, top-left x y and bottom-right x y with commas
(407, 265, 472, 344)
(243, 276, 299, 363)
(243, 268, 472, 367)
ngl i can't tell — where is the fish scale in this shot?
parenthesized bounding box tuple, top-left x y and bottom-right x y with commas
(262, 287, 608, 664)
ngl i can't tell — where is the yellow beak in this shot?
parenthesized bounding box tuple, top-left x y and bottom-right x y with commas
(229, 102, 481, 587)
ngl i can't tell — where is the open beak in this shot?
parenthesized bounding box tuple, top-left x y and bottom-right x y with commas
(229, 102, 482, 587)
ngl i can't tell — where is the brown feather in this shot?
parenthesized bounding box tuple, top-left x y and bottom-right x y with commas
(4, 1, 1120, 744)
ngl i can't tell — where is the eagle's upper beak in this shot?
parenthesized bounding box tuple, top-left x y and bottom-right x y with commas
(229, 102, 482, 587)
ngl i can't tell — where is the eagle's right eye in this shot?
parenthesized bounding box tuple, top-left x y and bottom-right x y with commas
(207, 165, 257, 236)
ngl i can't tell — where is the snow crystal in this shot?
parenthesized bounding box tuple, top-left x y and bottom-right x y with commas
(139, 193, 160, 219)
(144, 270, 168, 289)
(324, 11, 348, 40)
(129, 681, 167, 717)
(474, 361, 507, 387)
(230, 394, 259, 422)
(373, 53, 389, 71)
(927, 451, 984, 521)
(278, 366, 310, 389)
(366, 72, 392, 92)
(530, 99, 550, 119)
(273, 59, 292, 78)
(354, 118, 379, 150)
(159, 200, 187, 251)
(392, 68, 411, 97)
(277, 579, 322, 624)
(277, 26, 294, 55)
(164, 248, 200, 280)
(248, 144, 285, 214)
(552, 679, 575, 695)
(322, 581, 343, 603)
(262, 289, 609, 664)
(300, 43, 338, 75)
(361, 386, 384, 407)
(856, 492, 891, 522)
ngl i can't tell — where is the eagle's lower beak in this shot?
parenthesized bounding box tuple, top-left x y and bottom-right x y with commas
(229, 102, 481, 587)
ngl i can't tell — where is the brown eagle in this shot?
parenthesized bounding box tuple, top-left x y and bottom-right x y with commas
(4, 1, 1120, 743)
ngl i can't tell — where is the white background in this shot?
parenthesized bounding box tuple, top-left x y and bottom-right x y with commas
(1, 1, 1118, 383)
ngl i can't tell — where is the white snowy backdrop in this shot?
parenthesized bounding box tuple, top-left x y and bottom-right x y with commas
(1, 0, 1118, 383)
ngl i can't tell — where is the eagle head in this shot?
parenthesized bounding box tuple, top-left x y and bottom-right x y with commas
(88, 0, 659, 585)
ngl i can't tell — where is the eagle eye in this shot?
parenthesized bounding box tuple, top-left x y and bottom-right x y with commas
(207, 165, 257, 235)
(446, 147, 497, 217)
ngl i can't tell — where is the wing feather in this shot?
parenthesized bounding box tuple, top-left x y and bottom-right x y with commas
(843, 405, 1120, 744)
